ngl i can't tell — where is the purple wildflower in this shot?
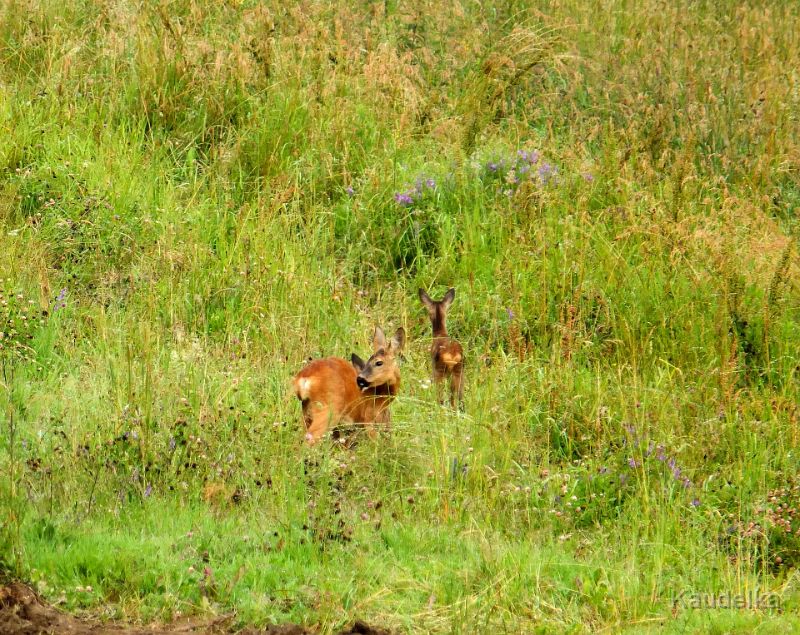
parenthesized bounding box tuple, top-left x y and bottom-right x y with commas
(682, 477, 692, 489)
(656, 446, 667, 461)
(505, 308, 514, 320)
(487, 162, 498, 172)
(394, 192, 414, 206)
(345, 186, 355, 197)
(53, 288, 67, 312)
(425, 178, 435, 189)
(582, 172, 594, 182)
(627, 457, 639, 469)
(538, 162, 557, 184)
(691, 498, 701, 507)
(144, 484, 152, 498)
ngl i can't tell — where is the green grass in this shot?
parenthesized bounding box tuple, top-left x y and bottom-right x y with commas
(2, 0, 800, 632)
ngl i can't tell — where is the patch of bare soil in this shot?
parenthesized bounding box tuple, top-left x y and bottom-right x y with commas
(0, 583, 391, 635)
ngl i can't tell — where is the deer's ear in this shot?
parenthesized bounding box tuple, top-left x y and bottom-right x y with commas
(419, 288, 435, 312)
(389, 327, 406, 354)
(351, 353, 366, 371)
(441, 287, 456, 310)
(372, 326, 387, 351)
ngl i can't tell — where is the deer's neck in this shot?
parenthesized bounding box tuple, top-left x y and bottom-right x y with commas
(431, 312, 448, 339)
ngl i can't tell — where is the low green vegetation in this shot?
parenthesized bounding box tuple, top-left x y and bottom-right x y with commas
(1, 0, 800, 632)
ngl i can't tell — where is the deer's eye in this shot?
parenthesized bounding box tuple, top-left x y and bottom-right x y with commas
(375, 360, 383, 366)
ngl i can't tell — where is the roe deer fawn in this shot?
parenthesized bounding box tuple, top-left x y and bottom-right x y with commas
(419, 288, 464, 408)
(293, 326, 405, 445)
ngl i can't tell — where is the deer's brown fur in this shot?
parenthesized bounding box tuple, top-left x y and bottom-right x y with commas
(419, 288, 464, 408)
(293, 327, 405, 445)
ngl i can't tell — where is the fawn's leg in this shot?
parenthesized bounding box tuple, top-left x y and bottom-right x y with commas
(433, 367, 446, 405)
(450, 364, 464, 410)
(305, 407, 335, 445)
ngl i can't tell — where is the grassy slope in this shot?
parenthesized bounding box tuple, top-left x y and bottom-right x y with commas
(1, 0, 800, 632)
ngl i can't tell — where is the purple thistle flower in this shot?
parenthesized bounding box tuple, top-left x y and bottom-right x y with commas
(627, 457, 638, 468)
(517, 150, 529, 162)
(672, 466, 682, 480)
(691, 498, 701, 507)
(345, 186, 355, 197)
(486, 162, 498, 172)
(53, 288, 68, 312)
(527, 151, 540, 164)
(582, 172, 594, 182)
(538, 162, 557, 184)
(425, 178, 435, 189)
(394, 192, 414, 206)
(667, 457, 676, 470)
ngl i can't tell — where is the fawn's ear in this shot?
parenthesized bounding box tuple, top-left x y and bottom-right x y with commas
(389, 327, 406, 354)
(351, 353, 366, 371)
(372, 326, 387, 352)
(441, 287, 456, 310)
(418, 288, 435, 314)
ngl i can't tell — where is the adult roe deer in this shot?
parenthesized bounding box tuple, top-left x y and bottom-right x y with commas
(419, 288, 464, 408)
(293, 326, 405, 445)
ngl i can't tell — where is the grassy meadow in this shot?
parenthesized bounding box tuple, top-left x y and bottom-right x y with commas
(2, 0, 800, 632)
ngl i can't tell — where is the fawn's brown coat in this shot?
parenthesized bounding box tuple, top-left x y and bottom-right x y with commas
(419, 288, 464, 408)
(293, 327, 405, 444)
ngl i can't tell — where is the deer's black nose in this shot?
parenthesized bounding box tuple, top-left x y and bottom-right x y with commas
(357, 376, 370, 389)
